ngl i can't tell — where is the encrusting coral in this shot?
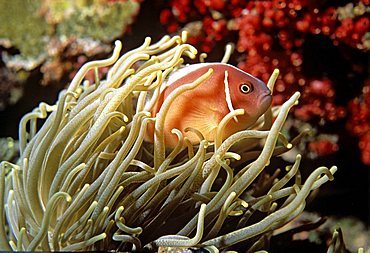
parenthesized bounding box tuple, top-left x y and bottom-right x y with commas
(0, 0, 141, 85)
(0, 32, 337, 252)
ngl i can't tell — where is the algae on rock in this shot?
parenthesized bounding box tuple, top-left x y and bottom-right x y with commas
(0, 0, 141, 77)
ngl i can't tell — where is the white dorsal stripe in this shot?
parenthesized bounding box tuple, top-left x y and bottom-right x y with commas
(224, 70, 239, 123)
(165, 63, 205, 87)
(165, 62, 258, 88)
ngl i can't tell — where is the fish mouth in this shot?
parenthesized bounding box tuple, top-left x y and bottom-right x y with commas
(259, 91, 272, 111)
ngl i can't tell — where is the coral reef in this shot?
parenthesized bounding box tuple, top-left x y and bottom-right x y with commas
(159, 0, 370, 165)
(0, 0, 48, 63)
(0, 0, 141, 84)
(346, 79, 370, 164)
(0, 33, 337, 252)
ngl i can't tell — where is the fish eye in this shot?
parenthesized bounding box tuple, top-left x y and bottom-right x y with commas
(240, 82, 254, 94)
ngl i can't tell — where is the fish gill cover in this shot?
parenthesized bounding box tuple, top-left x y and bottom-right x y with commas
(0, 32, 337, 252)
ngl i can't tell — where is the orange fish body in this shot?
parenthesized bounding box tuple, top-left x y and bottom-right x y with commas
(146, 63, 272, 148)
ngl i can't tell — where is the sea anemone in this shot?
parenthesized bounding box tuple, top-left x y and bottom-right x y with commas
(0, 32, 337, 252)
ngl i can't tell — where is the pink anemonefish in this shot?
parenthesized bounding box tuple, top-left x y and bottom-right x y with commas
(145, 63, 272, 148)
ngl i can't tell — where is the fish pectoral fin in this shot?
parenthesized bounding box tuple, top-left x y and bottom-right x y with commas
(181, 106, 220, 142)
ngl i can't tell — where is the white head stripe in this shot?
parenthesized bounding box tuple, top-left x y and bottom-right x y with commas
(224, 70, 239, 123)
